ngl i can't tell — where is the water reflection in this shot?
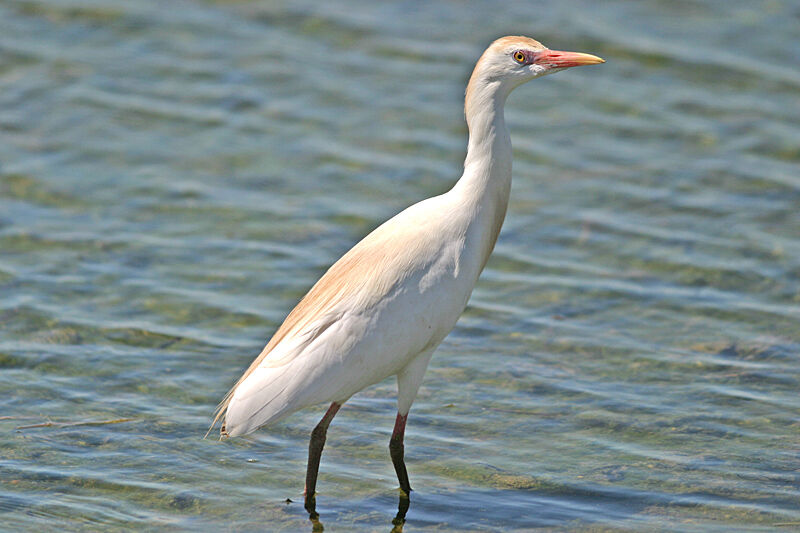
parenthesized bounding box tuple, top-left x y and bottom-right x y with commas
(305, 493, 410, 532)
(391, 494, 410, 532)
(308, 513, 324, 533)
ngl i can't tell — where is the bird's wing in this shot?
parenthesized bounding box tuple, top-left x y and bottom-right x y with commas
(220, 309, 355, 436)
(209, 196, 452, 437)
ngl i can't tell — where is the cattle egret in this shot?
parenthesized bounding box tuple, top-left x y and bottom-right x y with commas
(211, 36, 604, 513)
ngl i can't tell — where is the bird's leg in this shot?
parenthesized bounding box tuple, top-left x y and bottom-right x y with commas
(304, 402, 341, 516)
(389, 412, 412, 497)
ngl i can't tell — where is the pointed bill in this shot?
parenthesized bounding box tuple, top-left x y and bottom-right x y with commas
(536, 50, 605, 68)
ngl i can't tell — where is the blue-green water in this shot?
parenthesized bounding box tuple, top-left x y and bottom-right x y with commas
(1, 0, 799, 531)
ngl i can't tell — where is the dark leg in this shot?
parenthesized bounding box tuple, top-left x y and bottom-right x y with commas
(389, 412, 412, 496)
(305, 402, 341, 516)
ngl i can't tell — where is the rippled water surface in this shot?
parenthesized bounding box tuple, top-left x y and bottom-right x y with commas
(1, 0, 799, 531)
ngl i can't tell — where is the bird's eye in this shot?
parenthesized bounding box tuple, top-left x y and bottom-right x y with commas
(513, 51, 526, 64)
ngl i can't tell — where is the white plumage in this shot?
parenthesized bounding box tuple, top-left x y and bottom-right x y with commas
(224, 182, 497, 435)
(211, 36, 603, 507)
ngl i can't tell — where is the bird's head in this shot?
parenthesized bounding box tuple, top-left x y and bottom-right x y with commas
(474, 35, 604, 86)
(465, 36, 604, 118)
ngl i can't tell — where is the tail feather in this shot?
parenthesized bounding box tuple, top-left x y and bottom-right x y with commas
(206, 311, 343, 439)
(205, 330, 291, 440)
(205, 349, 297, 439)
(222, 363, 300, 436)
(205, 388, 234, 440)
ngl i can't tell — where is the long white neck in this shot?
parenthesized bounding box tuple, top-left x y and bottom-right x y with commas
(450, 75, 514, 268)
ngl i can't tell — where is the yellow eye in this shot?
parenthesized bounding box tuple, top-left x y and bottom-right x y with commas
(513, 51, 526, 63)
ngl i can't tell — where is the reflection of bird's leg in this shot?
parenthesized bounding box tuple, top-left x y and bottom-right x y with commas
(389, 412, 411, 496)
(391, 488, 411, 532)
(309, 513, 324, 533)
(304, 402, 342, 515)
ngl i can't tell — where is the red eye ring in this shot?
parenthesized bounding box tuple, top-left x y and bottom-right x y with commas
(513, 51, 526, 63)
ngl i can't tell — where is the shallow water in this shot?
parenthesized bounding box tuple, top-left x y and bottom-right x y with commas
(1, 0, 799, 531)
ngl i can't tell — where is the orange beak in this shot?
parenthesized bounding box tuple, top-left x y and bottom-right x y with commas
(535, 50, 605, 68)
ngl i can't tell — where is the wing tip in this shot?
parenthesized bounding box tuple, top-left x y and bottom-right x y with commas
(204, 389, 235, 440)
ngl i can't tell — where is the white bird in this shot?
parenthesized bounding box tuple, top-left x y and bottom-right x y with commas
(211, 36, 603, 512)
